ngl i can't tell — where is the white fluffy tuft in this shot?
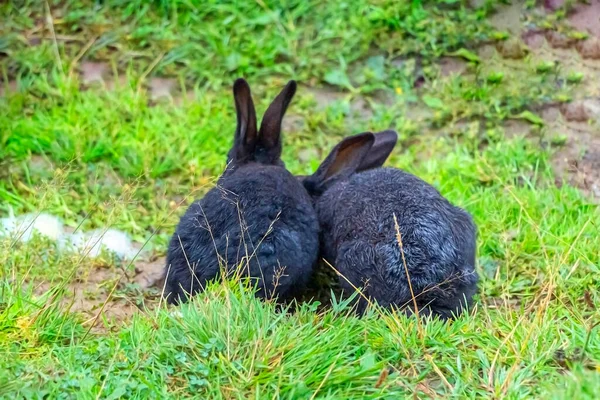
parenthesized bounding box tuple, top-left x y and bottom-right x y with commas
(62, 229, 139, 259)
(2, 211, 141, 260)
(0, 213, 64, 242)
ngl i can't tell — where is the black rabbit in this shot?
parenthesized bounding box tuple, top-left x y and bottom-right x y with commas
(164, 79, 319, 305)
(302, 131, 478, 319)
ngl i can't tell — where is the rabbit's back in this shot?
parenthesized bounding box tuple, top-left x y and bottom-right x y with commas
(317, 167, 477, 317)
(166, 165, 319, 303)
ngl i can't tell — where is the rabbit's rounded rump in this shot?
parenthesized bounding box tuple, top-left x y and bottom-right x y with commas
(165, 165, 319, 304)
(317, 167, 477, 318)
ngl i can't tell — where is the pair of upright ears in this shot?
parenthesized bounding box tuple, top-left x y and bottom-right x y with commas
(304, 130, 398, 194)
(232, 78, 296, 165)
(232, 78, 398, 191)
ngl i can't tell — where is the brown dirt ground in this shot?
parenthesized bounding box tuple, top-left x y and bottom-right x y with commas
(33, 256, 165, 331)
(486, 1, 600, 201)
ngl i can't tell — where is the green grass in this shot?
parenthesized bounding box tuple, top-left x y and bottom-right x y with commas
(1, 0, 600, 398)
(2, 0, 494, 88)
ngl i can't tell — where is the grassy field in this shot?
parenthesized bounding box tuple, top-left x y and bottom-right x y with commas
(1, 0, 600, 398)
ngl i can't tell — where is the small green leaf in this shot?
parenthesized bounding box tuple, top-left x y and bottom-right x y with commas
(566, 72, 584, 84)
(250, 11, 279, 26)
(225, 53, 243, 71)
(536, 61, 555, 74)
(555, 93, 572, 102)
(360, 350, 377, 370)
(447, 48, 480, 63)
(569, 31, 588, 40)
(324, 69, 351, 89)
(422, 95, 445, 109)
(550, 134, 568, 146)
(515, 111, 545, 126)
(492, 31, 510, 40)
(366, 55, 386, 81)
(487, 72, 504, 84)
(105, 387, 127, 400)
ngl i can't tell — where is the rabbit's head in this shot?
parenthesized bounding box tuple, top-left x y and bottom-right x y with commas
(226, 78, 297, 173)
(302, 130, 398, 197)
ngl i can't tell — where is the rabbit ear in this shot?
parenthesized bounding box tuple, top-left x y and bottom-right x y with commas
(357, 129, 398, 172)
(258, 80, 297, 157)
(232, 78, 258, 160)
(305, 132, 375, 194)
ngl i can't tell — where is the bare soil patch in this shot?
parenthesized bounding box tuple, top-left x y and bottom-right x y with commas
(482, 1, 600, 200)
(33, 256, 166, 331)
(552, 121, 600, 199)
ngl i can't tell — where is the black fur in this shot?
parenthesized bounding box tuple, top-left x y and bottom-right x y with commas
(165, 79, 319, 304)
(303, 131, 478, 319)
